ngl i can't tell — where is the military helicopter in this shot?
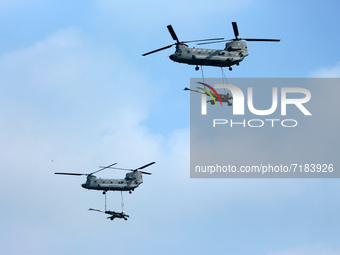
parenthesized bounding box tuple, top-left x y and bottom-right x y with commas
(184, 82, 233, 106)
(142, 22, 280, 71)
(89, 208, 129, 221)
(55, 162, 155, 194)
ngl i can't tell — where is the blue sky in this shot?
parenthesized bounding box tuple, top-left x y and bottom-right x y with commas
(0, 1, 339, 255)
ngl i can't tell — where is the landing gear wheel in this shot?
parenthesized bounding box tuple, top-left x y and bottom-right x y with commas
(103, 191, 106, 195)
(229, 67, 232, 71)
(236, 63, 239, 66)
(129, 190, 132, 194)
(195, 66, 199, 71)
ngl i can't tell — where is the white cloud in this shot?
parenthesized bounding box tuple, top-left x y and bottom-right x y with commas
(309, 62, 340, 77)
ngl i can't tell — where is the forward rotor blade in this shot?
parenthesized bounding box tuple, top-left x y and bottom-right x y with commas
(167, 25, 179, 42)
(197, 39, 231, 45)
(54, 172, 85, 176)
(183, 37, 224, 43)
(232, 22, 239, 38)
(243, 38, 280, 42)
(142, 44, 174, 56)
(99, 167, 153, 175)
(139, 171, 152, 175)
(100, 162, 155, 173)
(102, 167, 133, 171)
(91, 163, 118, 175)
(137, 162, 156, 170)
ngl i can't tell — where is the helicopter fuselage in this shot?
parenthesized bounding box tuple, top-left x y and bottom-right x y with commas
(169, 41, 249, 68)
(81, 171, 143, 192)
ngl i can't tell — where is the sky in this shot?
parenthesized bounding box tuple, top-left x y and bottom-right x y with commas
(0, 1, 339, 255)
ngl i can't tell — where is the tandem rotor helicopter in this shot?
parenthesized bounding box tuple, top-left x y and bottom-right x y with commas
(55, 162, 155, 194)
(55, 162, 155, 221)
(143, 22, 280, 71)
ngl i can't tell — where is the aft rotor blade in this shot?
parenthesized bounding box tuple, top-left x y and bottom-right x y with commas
(232, 22, 239, 38)
(167, 25, 179, 42)
(137, 162, 156, 170)
(54, 172, 85, 176)
(142, 44, 174, 56)
(91, 163, 118, 175)
(243, 38, 280, 42)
